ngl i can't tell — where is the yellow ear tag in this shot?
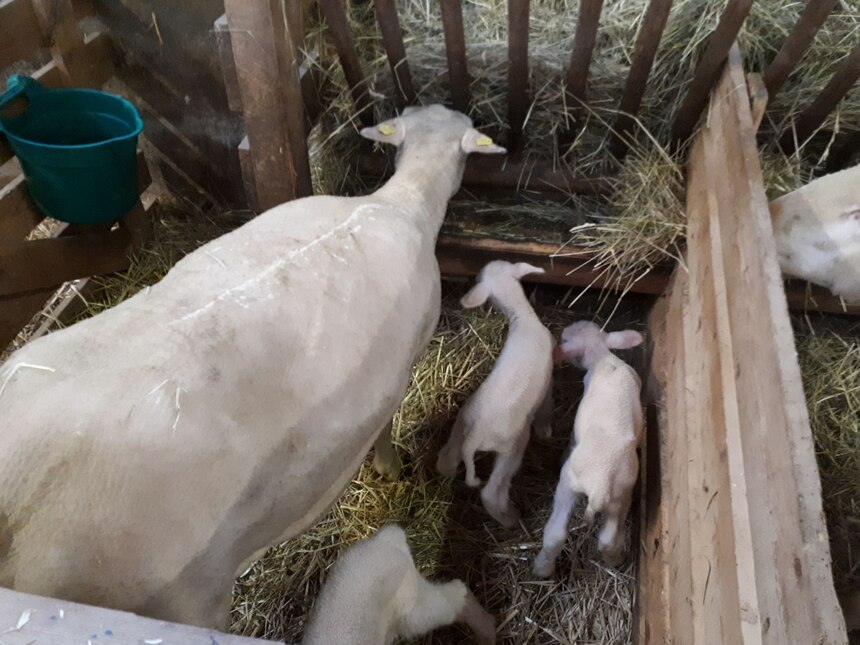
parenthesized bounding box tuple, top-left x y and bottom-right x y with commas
(476, 135, 494, 146)
(378, 123, 397, 136)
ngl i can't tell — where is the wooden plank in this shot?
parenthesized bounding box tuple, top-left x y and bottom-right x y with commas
(780, 41, 860, 153)
(0, 0, 45, 70)
(31, 0, 92, 88)
(0, 228, 133, 297)
(0, 587, 282, 645)
(695, 45, 846, 643)
(269, 0, 313, 198)
(214, 13, 243, 113)
(564, 0, 605, 122)
(373, 0, 417, 109)
(357, 149, 615, 195)
(671, 0, 754, 143)
(223, 0, 298, 211)
(318, 0, 374, 127)
(762, 0, 838, 100)
(440, 0, 470, 113)
(611, 0, 674, 158)
(0, 288, 57, 352)
(506, 0, 530, 154)
(0, 175, 44, 241)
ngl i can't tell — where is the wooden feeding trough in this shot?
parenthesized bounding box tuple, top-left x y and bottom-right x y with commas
(0, 0, 856, 643)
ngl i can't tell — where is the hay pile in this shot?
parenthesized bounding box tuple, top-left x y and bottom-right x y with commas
(232, 287, 648, 644)
(794, 315, 860, 598)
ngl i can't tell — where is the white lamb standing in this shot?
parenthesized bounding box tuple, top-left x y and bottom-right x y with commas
(770, 162, 860, 303)
(436, 260, 554, 528)
(0, 105, 505, 628)
(533, 321, 644, 578)
(302, 525, 495, 644)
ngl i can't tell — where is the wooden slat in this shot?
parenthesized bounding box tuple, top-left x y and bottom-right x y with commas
(214, 13, 244, 113)
(564, 0, 605, 121)
(671, 0, 754, 143)
(223, 0, 302, 211)
(373, 0, 416, 109)
(506, 0, 530, 154)
(762, 0, 838, 100)
(31, 0, 91, 88)
(0, 228, 133, 297)
(357, 149, 615, 196)
(269, 0, 313, 198)
(440, 0, 470, 113)
(780, 41, 860, 153)
(611, 0, 674, 158)
(318, 0, 374, 127)
(0, 0, 45, 70)
(691, 46, 845, 642)
(0, 587, 280, 645)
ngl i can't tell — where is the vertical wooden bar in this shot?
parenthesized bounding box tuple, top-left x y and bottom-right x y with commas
(318, 0, 374, 127)
(373, 0, 417, 109)
(671, 0, 754, 143)
(610, 0, 673, 158)
(31, 0, 91, 88)
(440, 0, 470, 113)
(564, 0, 605, 120)
(762, 0, 838, 99)
(507, 0, 530, 154)
(780, 42, 860, 153)
(270, 0, 313, 198)
(223, 0, 298, 211)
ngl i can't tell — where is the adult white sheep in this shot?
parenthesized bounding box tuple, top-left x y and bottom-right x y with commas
(770, 162, 860, 302)
(302, 525, 495, 644)
(0, 104, 504, 628)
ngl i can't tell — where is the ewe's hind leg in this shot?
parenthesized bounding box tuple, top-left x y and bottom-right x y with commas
(480, 428, 528, 528)
(399, 578, 495, 645)
(533, 470, 582, 578)
(532, 386, 554, 439)
(372, 419, 402, 481)
(598, 492, 633, 567)
(436, 416, 466, 477)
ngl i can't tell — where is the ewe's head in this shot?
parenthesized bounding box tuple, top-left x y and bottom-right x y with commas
(460, 260, 544, 309)
(360, 104, 506, 158)
(554, 321, 643, 369)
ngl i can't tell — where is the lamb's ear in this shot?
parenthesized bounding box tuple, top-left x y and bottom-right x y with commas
(360, 118, 406, 147)
(512, 262, 545, 280)
(461, 128, 507, 155)
(605, 330, 644, 350)
(460, 283, 491, 309)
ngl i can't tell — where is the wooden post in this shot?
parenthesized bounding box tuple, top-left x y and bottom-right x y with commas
(31, 0, 96, 88)
(506, 0, 530, 154)
(373, 0, 416, 109)
(223, 0, 310, 211)
(440, 0, 470, 113)
(563, 0, 605, 127)
(610, 0, 673, 158)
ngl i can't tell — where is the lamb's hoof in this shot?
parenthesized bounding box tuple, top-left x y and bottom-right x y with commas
(373, 453, 403, 481)
(532, 553, 555, 579)
(488, 506, 520, 529)
(465, 476, 482, 488)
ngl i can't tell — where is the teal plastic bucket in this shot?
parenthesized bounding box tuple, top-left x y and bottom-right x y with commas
(0, 75, 143, 225)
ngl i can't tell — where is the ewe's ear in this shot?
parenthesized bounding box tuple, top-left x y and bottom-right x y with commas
(460, 282, 491, 309)
(512, 262, 545, 280)
(461, 128, 506, 155)
(360, 118, 406, 147)
(605, 330, 644, 350)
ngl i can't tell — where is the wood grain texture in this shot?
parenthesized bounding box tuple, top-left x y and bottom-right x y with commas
(506, 0, 530, 153)
(440, 0, 470, 112)
(0, 0, 45, 70)
(564, 0, 605, 119)
(373, 0, 416, 109)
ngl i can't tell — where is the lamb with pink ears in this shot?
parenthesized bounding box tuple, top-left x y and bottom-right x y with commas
(436, 260, 554, 528)
(533, 321, 644, 577)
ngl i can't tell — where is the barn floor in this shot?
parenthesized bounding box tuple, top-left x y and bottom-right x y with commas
(229, 284, 651, 644)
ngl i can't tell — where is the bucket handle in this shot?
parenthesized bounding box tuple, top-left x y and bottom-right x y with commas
(0, 76, 45, 130)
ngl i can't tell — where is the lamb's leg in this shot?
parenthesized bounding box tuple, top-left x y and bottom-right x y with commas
(480, 428, 528, 528)
(399, 578, 495, 645)
(532, 386, 554, 439)
(598, 492, 632, 567)
(462, 433, 482, 488)
(436, 416, 466, 477)
(533, 470, 581, 578)
(372, 419, 402, 481)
